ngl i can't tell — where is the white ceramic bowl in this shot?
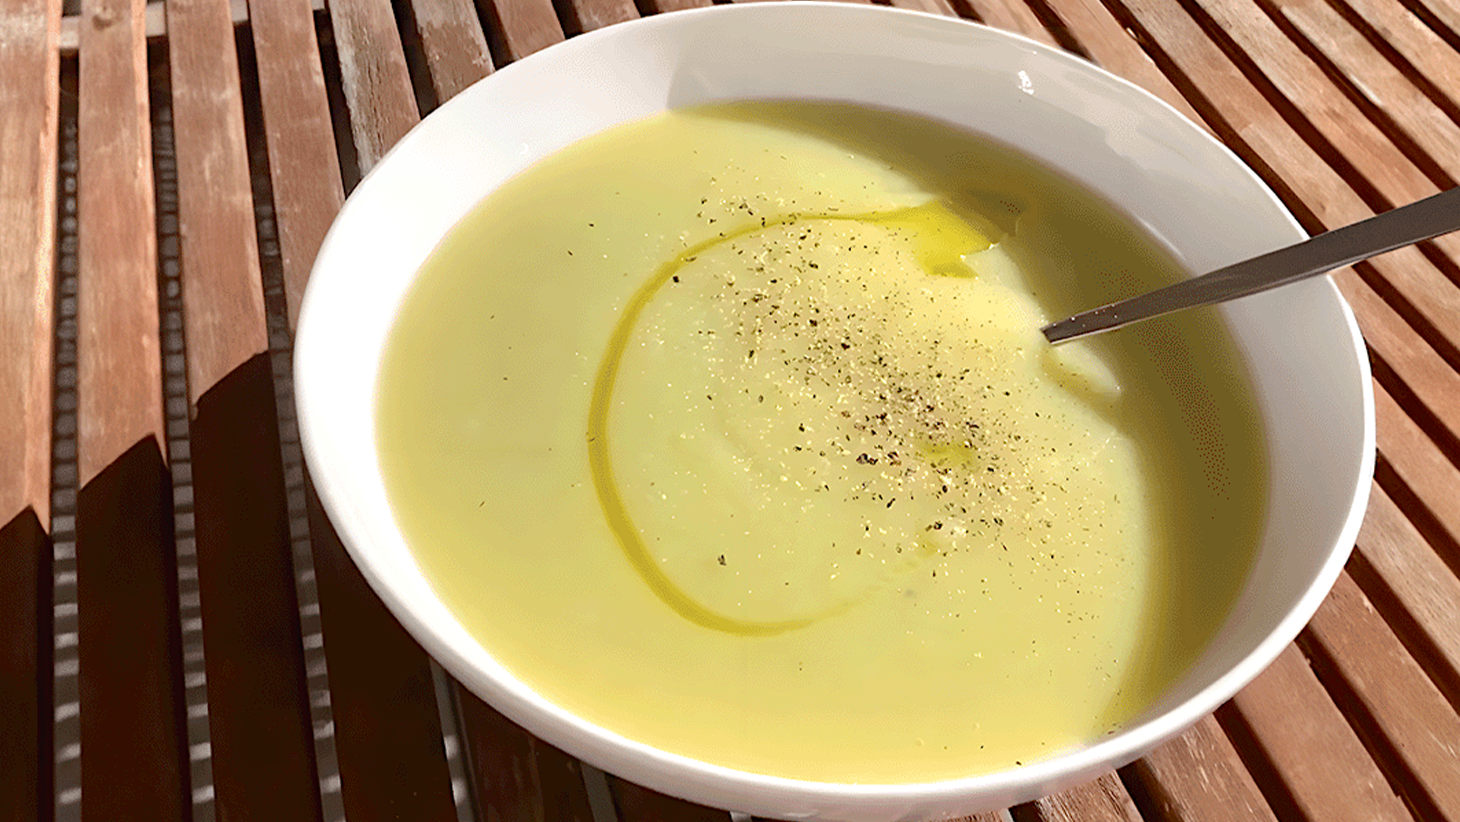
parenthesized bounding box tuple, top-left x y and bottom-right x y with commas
(295, 5, 1374, 819)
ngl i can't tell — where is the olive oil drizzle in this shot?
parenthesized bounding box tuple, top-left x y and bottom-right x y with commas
(587, 203, 986, 636)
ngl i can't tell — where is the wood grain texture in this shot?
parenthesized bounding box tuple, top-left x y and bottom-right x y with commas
(75, 0, 190, 811)
(647, 0, 714, 12)
(1327, 0, 1460, 115)
(1223, 644, 1411, 822)
(960, 0, 1059, 45)
(168, 0, 267, 400)
(169, 0, 322, 818)
(1045, 0, 1206, 125)
(328, 0, 419, 173)
(405, 0, 494, 102)
(1374, 382, 1460, 553)
(1015, 772, 1141, 822)
(1124, 714, 1278, 822)
(1266, 0, 1460, 182)
(476, 0, 565, 63)
(1352, 483, 1460, 705)
(1303, 570, 1460, 820)
(886, 0, 959, 17)
(561, 0, 639, 34)
(1112, 0, 1460, 457)
(77, 0, 161, 487)
(1183, 0, 1460, 340)
(247, 0, 345, 329)
(0, 0, 59, 527)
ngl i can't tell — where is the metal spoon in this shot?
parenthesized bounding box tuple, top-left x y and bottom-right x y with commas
(1041, 187, 1460, 344)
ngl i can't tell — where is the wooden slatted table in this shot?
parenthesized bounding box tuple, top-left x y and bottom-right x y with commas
(3, 0, 1458, 819)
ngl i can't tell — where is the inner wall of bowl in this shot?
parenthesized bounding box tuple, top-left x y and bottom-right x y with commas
(298, 4, 1369, 813)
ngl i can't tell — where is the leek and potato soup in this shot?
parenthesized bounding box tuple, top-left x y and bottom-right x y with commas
(375, 103, 1266, 782)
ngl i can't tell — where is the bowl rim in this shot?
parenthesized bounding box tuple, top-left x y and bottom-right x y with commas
(295, 2, 1376, 814)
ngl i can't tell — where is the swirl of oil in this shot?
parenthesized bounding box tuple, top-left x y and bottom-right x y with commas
(587, 203, 988, 636)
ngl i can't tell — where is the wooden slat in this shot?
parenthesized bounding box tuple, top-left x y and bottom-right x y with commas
(1374, 383, 1460, 553)
(1267, 0, 1460, 182)
(960, 0, 1060, 46)
(1123, 714, 1278, 822)
(1328, 0, 1460, 116)
(309, 2, 598, 818)
(1044, 0, 1206, 125)
(0, 1, 59, 812)
(1414, 0, 1460, 44)
(1111, 0, 1460, 462)
(647, 0, 713, 12)
(1014, 773, 1142, 822)
(456, 689, 597, 822)
(886, 0, 959, 18)
(1351, 483, 1460, 705)
(248, 0, 462, 818)
(1183, 0, 1460, 368)
(403, 0, 494, 103)
(1222, 645, 1412, 822)
(74, 0, 192, 817)
(328, 0, 418, 173)
(1303, 571, 1460, 820)
(77, 0, 161, 487)
(168, 0, 323, 818)
(476, 0, 564, 63)
(562, 0, 639, 34)
(306, 486, 459, 822)
(58, 0, 326, 54)
(0, 0, 59, 530)
(246, 0, 345, 328)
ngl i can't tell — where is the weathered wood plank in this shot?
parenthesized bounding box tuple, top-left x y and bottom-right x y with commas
(1113, 0, 1460, 471)
(1044, 0, 1206, 125)
(404, 0, 494, 103)
(58, 0, 325, 54)
(0, 5, 60, 808)
(0, 0, 59, 529)
(1374, 382, 1460, 553)
(1222, 645, 1412, 822)
(475, 0, 565, 63)
(561, 0, 639, 34)
(1267, 0, 1460, 182)
(74, 0, 192, 816)
(1302, 571, 1460, 820)
(1328, 0, 1460, 116)
(246, 0, 345, 328)
(1183, 0, 1460, 349)
(77, 0, 162, 486)
(328, 0, 418, 173)
(960, 0, 1060, 46)
(886, 0, 959, 18)
(249, 0, 463, 819)
(1352, 482, 1460, 705)
(1014, 773, 1142, 822)
(168, 0, 323, 818)
(647, 0, 713, 12)
(1123, 714, 1278, 822)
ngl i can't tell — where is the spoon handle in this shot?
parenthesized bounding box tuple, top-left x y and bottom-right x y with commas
(1041, 186, 1460, 344)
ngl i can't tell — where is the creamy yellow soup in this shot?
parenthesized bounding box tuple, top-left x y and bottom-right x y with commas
(376, 102, 1266, 782)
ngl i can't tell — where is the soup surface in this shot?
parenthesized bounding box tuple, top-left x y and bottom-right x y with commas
(375, 102, 1266, 782)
